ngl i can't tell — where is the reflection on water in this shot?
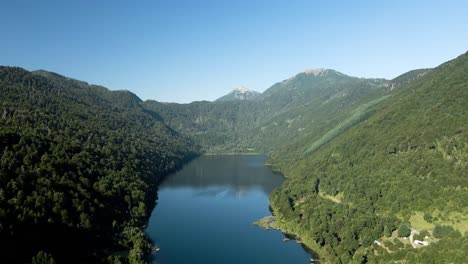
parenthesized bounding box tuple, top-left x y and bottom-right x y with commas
(161, 155, 284, 195)
(146, 155, 313, 264)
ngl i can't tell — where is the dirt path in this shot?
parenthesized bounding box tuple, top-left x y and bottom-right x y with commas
(409, 229, 418, 248)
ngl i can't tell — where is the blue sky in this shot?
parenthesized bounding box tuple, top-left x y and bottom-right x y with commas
(1, 0, 467, 103)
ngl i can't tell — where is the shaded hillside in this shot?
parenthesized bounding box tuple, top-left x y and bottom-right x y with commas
(142, 100, 260, 153)
(269, 52, 468, 263)
(0, 67, 199, 263)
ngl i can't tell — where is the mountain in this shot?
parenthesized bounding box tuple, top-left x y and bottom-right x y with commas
(246, 69, 394, 154)
(269, 52, 468, 263)
(149, 68, 398, 155)
(0, 68, 199, 263)
(216, 86, 260, 101)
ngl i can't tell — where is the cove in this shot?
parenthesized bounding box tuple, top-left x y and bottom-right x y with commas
(146, 155, 317, 264)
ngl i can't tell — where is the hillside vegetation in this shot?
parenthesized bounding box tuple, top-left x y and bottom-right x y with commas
(0, 68, 198, 263)
(270, 52, 468, 263)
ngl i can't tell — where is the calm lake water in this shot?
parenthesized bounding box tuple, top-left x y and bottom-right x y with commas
(146, 155, 316, 264)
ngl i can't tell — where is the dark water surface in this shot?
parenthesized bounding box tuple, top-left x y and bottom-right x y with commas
(146, 155, 315, 264)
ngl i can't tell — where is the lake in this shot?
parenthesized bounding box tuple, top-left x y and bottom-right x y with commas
(146, 155, 317, 264)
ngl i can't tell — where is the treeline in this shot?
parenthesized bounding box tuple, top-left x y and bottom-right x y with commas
(0, 67, 199, 263)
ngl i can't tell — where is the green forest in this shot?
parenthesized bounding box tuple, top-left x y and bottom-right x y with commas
(269, 52, 468, 263)
(0, 68, 198, 263)
(0, 52, 467, 263)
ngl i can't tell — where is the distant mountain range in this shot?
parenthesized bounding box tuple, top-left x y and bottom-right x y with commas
(1, 51, 466, 263)
(148, 66, 429, 154)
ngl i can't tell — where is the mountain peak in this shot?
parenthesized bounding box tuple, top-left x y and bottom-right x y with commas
(303, 68, 328, 76)
(233, 86, 252, 93)
(216, 86, 260, 102)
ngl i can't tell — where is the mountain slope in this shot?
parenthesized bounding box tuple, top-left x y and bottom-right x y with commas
(269, 52, 468, 263)
(247, 70, 394, 155)
(391, 68, 432, 87)
(267, 67, 432, 158)
(32, 70, 144, 108)
(0, 67, 198, 263)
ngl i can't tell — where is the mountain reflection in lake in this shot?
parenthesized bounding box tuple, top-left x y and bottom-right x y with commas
(146, 155, 314, 264)
(160, 155, 284, 195)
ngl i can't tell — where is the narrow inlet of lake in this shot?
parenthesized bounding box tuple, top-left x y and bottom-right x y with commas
(146, 155, 317, 264)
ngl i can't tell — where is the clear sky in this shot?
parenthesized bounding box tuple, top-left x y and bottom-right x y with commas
(1, 0, 467, 103)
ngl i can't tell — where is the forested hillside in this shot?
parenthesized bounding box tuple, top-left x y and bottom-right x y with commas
(0, 67, 198, 263)
(269, 52, 468, 263)
(142, 100, 258, 153)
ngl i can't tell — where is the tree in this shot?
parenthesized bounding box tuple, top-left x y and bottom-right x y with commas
(397, 224, 410, 237)
(32, 251, 55, 264)
(420, 230, 430, 237)
(313, 176, 320, 193)
(383, 227, 391, 237)
(423, 212, 433, 223)
(433, 225, 454, 238)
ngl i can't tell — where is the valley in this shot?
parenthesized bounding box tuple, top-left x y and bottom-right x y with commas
(0, 52, 467, 263)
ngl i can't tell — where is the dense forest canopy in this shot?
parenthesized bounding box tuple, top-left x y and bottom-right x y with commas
(269, 52, 468, 263)
(0, 67, 199, 263)
(0, 52, 467, 263)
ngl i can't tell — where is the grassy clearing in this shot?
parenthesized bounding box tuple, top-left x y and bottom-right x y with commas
(447, 213, 468, 234)
(410, 212, 434, 231)
(410, 211, 468, 234)
(304, 96, 389, 155)
(318, 192, 343, 204)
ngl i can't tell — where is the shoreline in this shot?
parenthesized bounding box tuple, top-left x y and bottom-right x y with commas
(254, 206, 323, 261)
(266, 207, 323, 262)
(203, 152, 263, 156)
(147, 153, 323, 262)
